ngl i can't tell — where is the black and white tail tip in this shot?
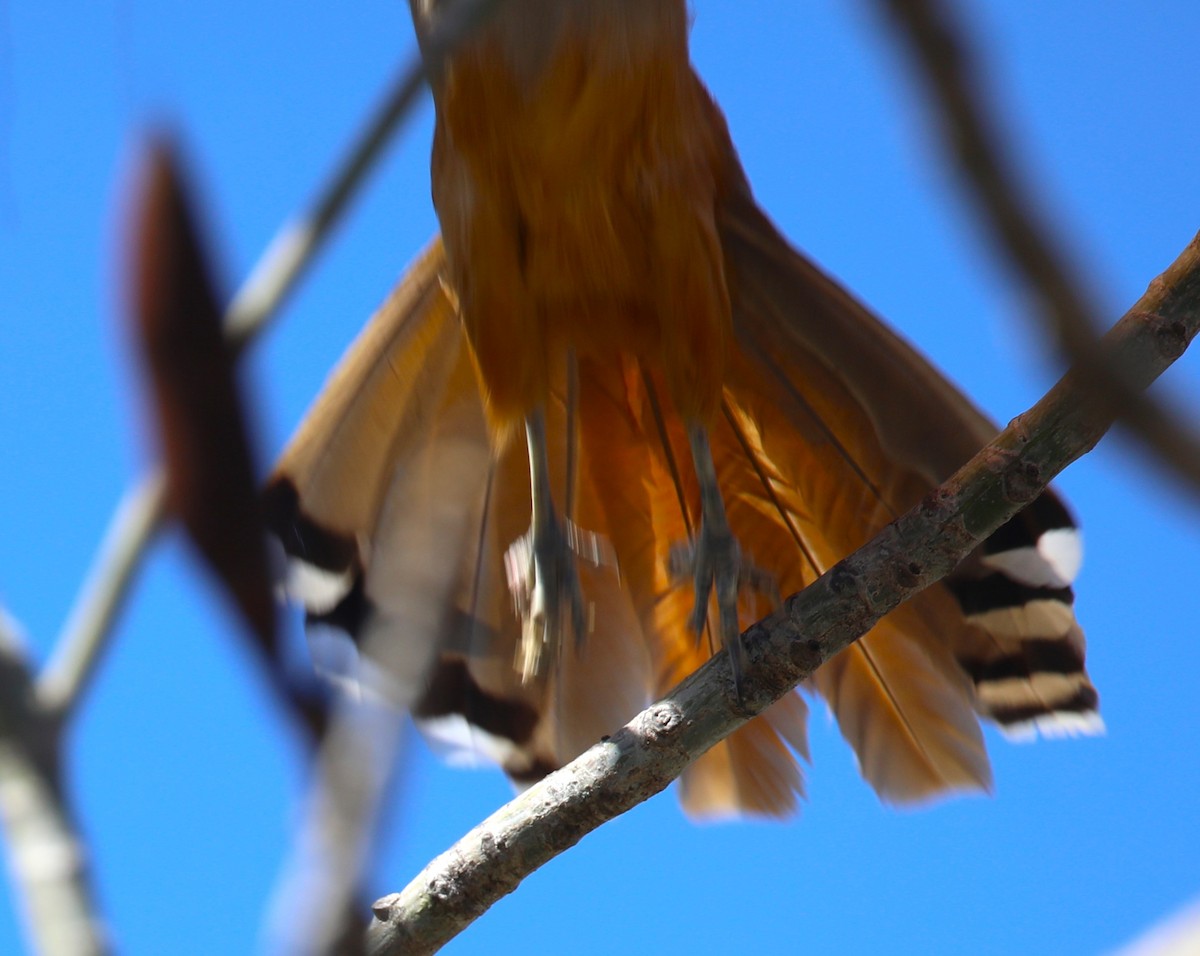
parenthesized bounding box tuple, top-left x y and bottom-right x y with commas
(950, 494, 1103, 742)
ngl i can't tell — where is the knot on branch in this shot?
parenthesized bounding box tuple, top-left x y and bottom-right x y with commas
(827, 562, 860, 598)
(371, 893, 400, 921)
(928, 485, 955, 508)
(892, 560, 923, 590)
(1006, 414, 1033, 445)
(639, 702, 683, 741)
(1003, 459, 1044, 504)
(1152, 314, 1190, 360)
(428, 870, 460, 903)
(788, 639, 824, 677)
(478, 831, 507, 858)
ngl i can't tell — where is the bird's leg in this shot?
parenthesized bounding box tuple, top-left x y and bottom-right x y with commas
(504, 406, 600, 682)
(671, 421, 774, 692)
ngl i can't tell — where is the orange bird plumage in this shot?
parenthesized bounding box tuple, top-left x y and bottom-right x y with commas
(266, 1, 1100, 818)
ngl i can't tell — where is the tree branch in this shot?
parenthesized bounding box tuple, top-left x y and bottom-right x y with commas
(265, 703, 407, 956)
(40, 31, 442, 725)
(366, 232, 1200, 955)
(0, 616, 109, 956)
(874, 0, 1200, 494)
(7, 24, 456, 953)
(39, 470, 166, 721)
(224, 0, 505, 351)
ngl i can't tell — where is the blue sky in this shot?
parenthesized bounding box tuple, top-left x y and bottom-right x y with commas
(2, 2, 1199, 953)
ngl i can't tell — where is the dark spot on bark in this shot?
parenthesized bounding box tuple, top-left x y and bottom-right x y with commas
(1156, 317, 1188, 358)
(789, 639, 824, 675)
(893, 561, 921, 589)
(828, 563, 858, 595)
(1004, 460, 1043, 502)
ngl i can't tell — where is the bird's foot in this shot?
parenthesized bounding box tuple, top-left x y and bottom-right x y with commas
(505, 516, 612, 682)
(670, 523, 775, 692)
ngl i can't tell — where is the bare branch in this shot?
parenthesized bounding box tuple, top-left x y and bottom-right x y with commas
(366, 233, 1200, 955)
(265, 704, 406, 956)
(39, 470, 167, 719)
(0, 615, 109, 956)
(223, 53, 424, 352)
(874, 0, 1200, 493)
(40, 35, 442, 722)
(225, 0, 506, 352)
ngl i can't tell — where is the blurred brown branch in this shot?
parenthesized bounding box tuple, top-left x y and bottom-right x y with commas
(130, 140, 279, 664)
(875, 0, 1200, 493)
(3, 12, 460, 950)
(41, 13, 453, 731)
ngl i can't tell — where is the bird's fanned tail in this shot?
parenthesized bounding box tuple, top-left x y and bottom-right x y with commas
(266, 176, 1099, 818)
(716, 168, 1100, 774)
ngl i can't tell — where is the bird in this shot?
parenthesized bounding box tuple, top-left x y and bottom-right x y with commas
(264, 0, 1101, 819)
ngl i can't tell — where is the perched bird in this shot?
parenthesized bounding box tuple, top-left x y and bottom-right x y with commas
(265, 0, 1100, 818)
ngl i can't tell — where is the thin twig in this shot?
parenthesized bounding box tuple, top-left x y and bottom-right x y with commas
(225, 0, 504, 352)
(366, 233, 1200, 955)
(874, 0, 1200, 493)
(39, 469, 166, 719)
(225, 54, 422, 351)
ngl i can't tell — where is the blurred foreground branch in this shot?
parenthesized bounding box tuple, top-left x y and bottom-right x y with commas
(263, 5, 512, 953)
(38, 471, 166, 721)
(4, 4, 511, 953)
(876, 0, 1200, 492)
(2, 24, 448, 956)
(44, 22, 446, 729)
(367, 233, 1200, 955)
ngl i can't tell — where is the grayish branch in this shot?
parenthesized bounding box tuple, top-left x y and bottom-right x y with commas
(8, 21, 452, 953)
(40, 469, 166, 720)
(366, 233, 1200, 955)
(0, 616, 109, 956)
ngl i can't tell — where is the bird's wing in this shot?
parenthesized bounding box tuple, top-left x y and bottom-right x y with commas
(266, 241, 653, 781)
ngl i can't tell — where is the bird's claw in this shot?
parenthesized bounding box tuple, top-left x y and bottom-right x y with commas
(505, 517, 612, 682)
(670, 525, 776, 692)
